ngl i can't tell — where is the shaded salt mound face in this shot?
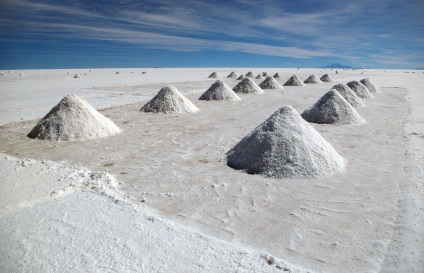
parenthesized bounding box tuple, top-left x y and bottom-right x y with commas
(140, 86, 199, 114)
(347, 81, 374, 98)
(208, 72, 221, 78)
(331, 84, 366, 108)
(232, 78, 264, 94)
(237, 75, 244, 80)
(283, 75, 305, 86)
(226, 106, 346, 179)
(301, 90, 365, 125)
(245, 71, 255, 78)
(259, 76, 284, 90)
(255, 74, 263, 79)
(227, 71, 239, 78)
(273, 73, 282, 78)
(360, 78, 380, 93)
(27, 94, 121, 141)
(320, 74, 334, 82)
(199, 80, 241, 101)
(304, 75, 323, 84)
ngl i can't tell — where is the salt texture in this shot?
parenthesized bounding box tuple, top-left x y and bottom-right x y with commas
(208, 72, 221, 78)
(301, 90, 365, 125)
(331, 83, 366, 108)
(259, 76, 284, 90)
(347, 81, 375, 98)
(199, 80, 241, 101)
(320, 74, 334, 82)
(304, 75, 323, 84)
(283, 75, 305, 86)
(226, 105, 346, 179)
(140, 86, 199, 114)
(227, 71, 239, 79)
(232, 78, 264, 94)
(27, 94, 121, 141)
(360, 78, 380, 93)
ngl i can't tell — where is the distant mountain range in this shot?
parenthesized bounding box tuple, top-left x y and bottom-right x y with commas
(320, 63, 353, 69)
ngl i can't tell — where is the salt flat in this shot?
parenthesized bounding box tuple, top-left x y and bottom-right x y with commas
(0, 68, 423, 272)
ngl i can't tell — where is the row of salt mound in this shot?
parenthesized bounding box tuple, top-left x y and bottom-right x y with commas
(331, 83, 366, 108)
(347, 81, 374, 98)
(199, 80, 241, 101)
(360, 78, 380, 93)
(220, 71, 284, 80)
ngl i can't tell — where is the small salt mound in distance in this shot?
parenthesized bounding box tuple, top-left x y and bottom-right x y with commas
(320, 74, 334, 82)
(140, 86, 199, 114)
(347, 81, 374, 98)
(360, 78, 380, 93)
(304, 75, 323, 84)
(245, 71, 255, 78)
(232, 78, 264, 94)
(259, 76, 284, 90)
(283, 75, 305, 86)
(74, 74, 80, 78)
(301, 90, 365, 125)
(27, 94, 121, 141)
(331, 84, 366, 108)
(208, 72, 221, 78)
(237, 74, 245, 80)
(262, 72, 269, 77)
(226, 105, 346, 179)
(199, 80, 241, 101)
(273, 73, 282, 78)
(255, 74, 263, 79)
(227, 71, 239, 79)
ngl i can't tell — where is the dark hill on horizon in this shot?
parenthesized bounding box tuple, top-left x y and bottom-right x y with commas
(320, 63, 353, 69)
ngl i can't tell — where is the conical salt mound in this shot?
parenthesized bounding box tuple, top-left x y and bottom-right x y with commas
(245, 71, 255, 78)
(74, 74, 80, 79)
(227, 71, 239, 79)
(27, 94, 121, 141)
(360, 78, 380, 93)
(140, 86, 199, 114)
(263, 72, 269, 77)
(283, 75, 305, 86)
(320, 74, 334, 83)
(232, 78, 264, 94)
(208, 72, 221, 78)
(226, 106, 346, 179)
(304, 75, 323, 84)
(347, 81, 374, 98)
(237, 75, 245, 80)
(301, 90, 365, 125)
(255, 74, 263, 79)
(273, 73, 282, 78)
(259, 76, 284, 90)
(199, 80, 241, 101)
(331, 84, 365, 108)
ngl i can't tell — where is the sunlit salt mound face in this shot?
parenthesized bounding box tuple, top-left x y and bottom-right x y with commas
(227, 71, 239, 79)
(140, 86, 199, 114)
(27, 94, 121, 141)
(232, 77, 265, 94)
(283, 75, 305, 86)
(304, 75, 323, 84)
(331, 83, 366, 108)
(226, 106, 346, 179)
(208, 72, 221, 78)
(245, 71, 255, 78)
(360, 78, 380, 93)
(237, 74, 245, 80)
(320, 74, 334, 82)
(301, 90, 365, 125)
(273, 72, 282, 78)
(199, 80, 241, 101)
(347, 81, 374, 98)
(259, 76, 284, 90)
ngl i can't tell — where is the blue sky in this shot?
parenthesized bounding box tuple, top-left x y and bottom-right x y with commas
(1, 0, 423, 69)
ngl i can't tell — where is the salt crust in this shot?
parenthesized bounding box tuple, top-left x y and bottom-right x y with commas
(232, 77, 265, 94)
(27, 94, 121, 141)
(226, 105, 346, 179)
(140, 86, 199, 114)
(199, 80, 241, 101)
(259, 76, 284, 90)
(331, 83, 366, 108)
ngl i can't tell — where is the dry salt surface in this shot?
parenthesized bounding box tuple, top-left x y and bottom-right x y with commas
(0, 68, 423, 273)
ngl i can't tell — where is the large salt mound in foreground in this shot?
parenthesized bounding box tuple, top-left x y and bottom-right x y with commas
(199, 80, 241, 101)
(27, 94, 121, 141)
(140, 86, 199, 114)
(226, 106, 346, 179)
(301, 90, 365, 125)
(347, 81, 374, 98)
(283, 75, 305, 86)
(233, 77, 264, 94)
(331, 83, 366, 108)
(259, 76, 284, 90)
(304, 75, 323, 84)
(360, 78, 380, 93)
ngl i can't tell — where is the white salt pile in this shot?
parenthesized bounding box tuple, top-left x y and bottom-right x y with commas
(226, 105, 346, 179)
(262, 72, 269, 77)
(227, 71, 239, 79)
(259, 76, 284, 90)
(304, 75, 323, 84)
(347, 81, 374, 98)
(208, 72, 221, 78)
(273, 72, 282, 78)
(360, 78, 380, 93)
(255, 74, 263, 79)
(245, 71, 255, 78)
(320, 74, 334, 82)
(232, 78, 264, 94)
(283, 75, 305, 86)
(199, 80, 241, 101)
(301, 90, 365, 125)
(74, 74, 80, 79)
(140, 86, 199, 114)
(27, 94, 121, 141)
(237, 74, 245, 80)
(331, 84, 366, 108)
